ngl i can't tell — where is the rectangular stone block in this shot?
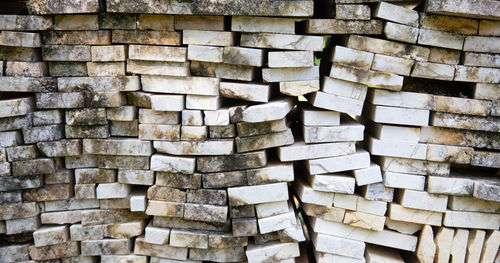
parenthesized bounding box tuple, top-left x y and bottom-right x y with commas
(464, 36, 500, 53)
(83, 139, 152, 156)
(183, 30, 234, 46)
(335, 4, 370, 20)
(142, 75, 218, 96)
(367, 137, 427, 160)
(305, 19, 383, 35)
(374, 2, 418, 26)
(42, 45, 90, 61)
(418, 28, 465, 50)
(263, 66, 319, 82)
(134, 237, 188, 260)
(228, 182, 288, 206)
(307, 149, 370, 174)
(232, 16, 294, 33)
(28, 242, 79, 261)
(278, 141, 355, 162)
(384, 21, 419, 44)
(241, 33, 323, 51)
(112, 30, 181, 45)
(309, 91, 363, 115)
(128, 45, 186, 62)
(344, 34, 429, 61)
(383, 171, 425, 191)
(329, 64, 404, 91)
(150, 154, 196, 174)
(197, 151, 267, 173)
(443, 210, 500, 230)
(175, 15, 225, 30)
(372, 53, 414, 76)
(364, 103, 429, 126)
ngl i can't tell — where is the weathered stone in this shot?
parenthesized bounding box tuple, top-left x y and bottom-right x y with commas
(138, 124, 180, 141)
(23, 183, 73, 202)
(112, 30, 181, 45)
(330, 64, 404, 91)
(81, 239, 131, 256)
(307, 149, 370, 174)
(278, 141, 355, 162)
(83, 139, 152, 156)
(306, 19, 383, 34)
(184, 203, 227, 223)
(228, 182, 288, 206)
(42, 45, 90, 61)
(49, 62, 87, 77)
(241, 33, 323, 51)
(134, 237, 188, 260)
(151, 154, 196, 174)
(197, 150, 267, 173)
(263, 66, 319, 82)
(100, 13, 137, 29)
(343, 211, 385, 231)
(335, 4, 370, 20)
(43, 30, 110, 45)
(107, 0, 313, 17)
(344, 34, 429, 61)
(191, 61, 255, 81)
(58, 76, 139, 92)
(375, 2, 418, 26)
(420, 126, 500, 150)
(12, 158, 55, 176)
(145, 200, 184, 217)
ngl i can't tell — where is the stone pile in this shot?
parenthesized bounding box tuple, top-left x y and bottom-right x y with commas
(0, 0, 499, 262)
(293, 0, 500, 262)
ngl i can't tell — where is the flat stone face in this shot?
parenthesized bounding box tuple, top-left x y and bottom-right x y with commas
(306, 19, 383, 34)
(175, 15, 225, 31)
(425, 0, 500, 20)
(197, 150, 267, 173)
(106, 0, 314, 17)
(142, 76, 218, 96)
(151, 154, 196, 174)
(112, 30, 181, 45)
(241, 33, 323, 51)
(154, 140, 234, 155)
(27, 0, 99, 14)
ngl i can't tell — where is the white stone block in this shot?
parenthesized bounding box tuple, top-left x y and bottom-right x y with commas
(232, 16, 295, 34)
(372, 53, 414, 76)
(418, 28, 465, 50)
(262, 66, 319, 82)
(331, 46, 374, 70)
(150, 154, 196, 174)
(310, 217, 418, 252)
(246, 242, 300, 263)
(397, 189, 448, 212)
(130, 193, 147, 212)
(219, 82, 270, 103)
(302, 107, 340, 126)
(33, 225, 69, 247)
(427, 176, 474, 195)
(383, 172, 425, 191)
(294, 180, 333, 207)
(278, 141, 355, 162)
(374, 2, 419, 26)
(268, 51, 314, 68)
(183, 30, 235, 46)
(308, 174, 355, 194)
(312, 232, 366, 259)
(186, 95, 221, 111)
(151, 95, 184, 111)
(96, 183, 131, 199)
(384, 21, 419, 44)
(228, 182, 288, 206)
(443, 211, 500, 230)
(187, 45, 223, 63)
(255, 200, 289, 219)
(321, 77, 368, 100)
(366, 136, 427, 160)
(364, 103, 429, 126)
(307, 149, 370, 175)
(352, 163, 383, 186)
(204, 109, 230, 126)
(309, 91, 364, 116)
(241, 98, 294, 123)
(145, 225, 170, 245)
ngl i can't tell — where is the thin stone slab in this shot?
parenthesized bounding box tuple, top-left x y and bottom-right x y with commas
(425, 0, 500, 20)
(307, 149, 370, 174)
(241, 33, 323, 51)
(107, 0, 314, 17)
(154, 140, 234, 155)
(306, 19, 383, 34)
(27, 0, 99, 14)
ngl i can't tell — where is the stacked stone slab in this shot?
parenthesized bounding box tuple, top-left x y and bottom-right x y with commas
(0, 0, 316, 262)
(0, 0, 499, 262)
(297, 0, 500, 262)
